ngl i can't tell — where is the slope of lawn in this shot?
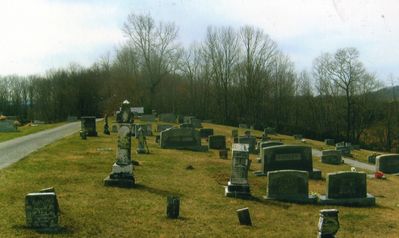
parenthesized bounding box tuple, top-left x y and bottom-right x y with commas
(0, 122, 67, 143)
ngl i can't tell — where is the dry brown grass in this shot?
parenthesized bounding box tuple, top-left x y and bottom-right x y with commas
(0, 120, 398, 237)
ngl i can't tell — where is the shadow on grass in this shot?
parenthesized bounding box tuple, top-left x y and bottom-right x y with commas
(250, 196, 292, 209)
(135, 184, 183, 197)
(12, 224, 74, 235)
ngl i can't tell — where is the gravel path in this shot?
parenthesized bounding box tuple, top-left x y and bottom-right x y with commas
(312, 149, 375, 172)
(0, 122, 81, 169)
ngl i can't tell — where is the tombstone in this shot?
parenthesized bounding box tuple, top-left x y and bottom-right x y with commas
(208, 135, 226, 150)
(367, 153, 380, 164)
(140, 114, 156, 122)
(264, 170, 317, 203)
(81, 116, 97, 136)
(160, 127, 202, 151)
(183, 116, 195, 124)
(136, 127, 148, 154)
(131, 107, 144, 116)
(236, 208, 252, 226)
(318, 209, 339, 238)
(375, 154, 399, 174)
(176, 115, 184, 123)
(219, 149, 228, 160)
(257, 141, 284, 163)
(111, 123, 118, 133)
(103, 114, 110, 135)
(0, 119, 17, 132)
(324, 139, 335, 146)
(116, 101, 134, 123)
(321, 150, 342, 165)
(104, 100, 135, 187)
(238, 123, 248, 129)
(134, 124, 152, 137)
(179, 123, 193, 128)
(191, 118, 202, 128)
(335, 142, 351, 156)
(231, 129, 238, 138)
(155, 135, 160, 144)
(225, 144, 251, 198)
(80, 130, 87, 140)
(237, 136, 257, 154)
(166, 196, 180, 219)
(293, 134, 303, 140)
(157, 124, 173, 132)
(25, 192, 59, 230)
(318, 171, 375, 206)
(200, 128, 214, 138)
(159, 113, 176, 123)
(255, 145, 321, 179)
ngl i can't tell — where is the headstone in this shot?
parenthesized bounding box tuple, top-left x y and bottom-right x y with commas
(255, 145, 321, 179)
(140, 114, 156, 122)
(155, 135, 160, 144)
(237, 136, 257, 154)
(264, 170, 317, 203)
(25, 192, 59, 230)
(159, 113, 176, 123)
(166, 196, 180, 219)
(131, 107, 144, 115)
(117, 101, 134, 123)
(208, 135, 226, 150)
(81, 116, 97, 136)
(157, 124, 173, 132)
(367, 153, 380, 164)
(183, 116, 194, 124)
(257, 141, 284, 163)
(335, 142, 351, 156)
(318, 209, 339, 238)
(111, 123, 118, 133)
(219, 149, 228, 159)
(179, 123, 193, 128)
(264, 127, 276, 135)
(293, 134, 303, 140)
(134, 123, 152, 137)
(318, 171, 375, 206)
(0, 120, 17, 132)
(375, 154, 399, 174)
(324, 139, 335, 146)
(176, 115, 184, 123)
(232, 129, 238, 138)
(80, 129, 87, 140)
(103, 114, 110, 135)
(236, 208, 252, 226)
(191, 118, 202, 128)
(321, 150, 342, 165)
(104, 100, 135, 187)
(200, 128, 214, 138)
(225, 144, 251, 198)
(160, 127, 202, 151)
(136, 127, 148, 154)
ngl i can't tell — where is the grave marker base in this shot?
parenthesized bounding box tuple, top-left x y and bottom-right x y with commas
(104, 176, 135, 188)
(321, 155, 343, 165)
(263, 194, 318, 204)
(318, 193, 375, 206)
(254, 168, 322, 180)
(224, 182, 251, 199)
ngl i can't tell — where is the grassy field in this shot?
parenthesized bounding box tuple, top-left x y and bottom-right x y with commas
(0, 122, 67, 143)
(0, 120, 398, 237)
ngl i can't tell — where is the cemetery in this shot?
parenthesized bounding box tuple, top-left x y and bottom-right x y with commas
(1, 113, 399, 237)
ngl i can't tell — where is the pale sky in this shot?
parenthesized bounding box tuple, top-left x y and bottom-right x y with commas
(0, 0, 398, 85)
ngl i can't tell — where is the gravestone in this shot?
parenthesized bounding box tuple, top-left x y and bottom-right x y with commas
(255, 145, 321, 179)
(134, 124, 152, 137)
(191, 118, 202, 128)
(335, 142, 351, 156)
(81, 116, 97, 136)
(179, 123, 193, 128)
(264, 127, 276, 135)
(318, 171, 375, 206)
(375, 154, 399, 174)
(140, 114, 156, 122)
(200, 128, 214, 138)
(321, 150, 342, 165)
(159, 113, 176, 123)
(367, 153, 380, 164)
(0, 120, 17, 132)
(157, 124, 173, 132)
(136, 127, 148, 154)
(208, 135, 226, 150)
(237, 208, 252, 226)
(103, 114, 110, 135)
(318, 209, 339, 238)
(25, 192, 59, 230)
(232, 129, 238, 138)
(324, 139, 335, 146)
(219, 149, 228, 159)
(104, 100, 135, 187)
(111, 123, 118, 133)
(160, 127, 202, 151)
(237, 136, 257, 154)
(183, 116, 195, 124)
(264, 170, 317, 203)
(293, 134, 303, 140)
(225, 144, 251, 198)
(166, 196, 180, 219)
(257, 141, 284, 163)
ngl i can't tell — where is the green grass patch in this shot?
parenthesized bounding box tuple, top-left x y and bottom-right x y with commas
(0, 122, 67, 143)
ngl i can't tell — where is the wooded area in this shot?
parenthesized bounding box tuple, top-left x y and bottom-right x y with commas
(1, 14, 398, 152)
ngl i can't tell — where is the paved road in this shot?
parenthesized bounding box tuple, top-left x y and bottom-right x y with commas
(0, 121, 81, 169)
(312, 149, 375, 172)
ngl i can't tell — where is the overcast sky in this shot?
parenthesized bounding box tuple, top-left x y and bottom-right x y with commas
(0, 0, 397, 85)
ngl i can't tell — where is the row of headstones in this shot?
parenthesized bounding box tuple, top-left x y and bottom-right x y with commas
(140, 113, 203, 128)
(226, 143, 375, 206)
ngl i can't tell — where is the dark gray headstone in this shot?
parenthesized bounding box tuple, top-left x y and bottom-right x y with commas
(140, 114, 156, 122)
(166, 196, 180, 219)
(318, 209, 339, 238)
(236, 208, 252, 226)
(81, 116, 97, 136)
(159, 113, 176, 123)
(321, 150, 342, 165)
(0, 120, 17, 132)
(257, 141, 284, 163)
(264, 170, 317, 203)
(376, 154, 399, 174)
(160, 128, 201, 151)
(293, 134, 303, 140)
(200, 128, 214, 138)
(25, 192, 59, 230)
(231, 129, 238, 138)
(219, 149, 228, 159)
(324, 139, 335, 146)
(225, 144, 251, 198)
(368, 153, 380, 164)
(318, 171, 375, 206)
(208, 135, 226, 149)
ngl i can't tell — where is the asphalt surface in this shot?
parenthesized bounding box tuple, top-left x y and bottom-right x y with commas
(0, 121, 81, 169)
(312, 149, 375, 172)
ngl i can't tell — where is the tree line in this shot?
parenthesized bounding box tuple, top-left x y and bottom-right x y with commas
(1, 14, 398, 152)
